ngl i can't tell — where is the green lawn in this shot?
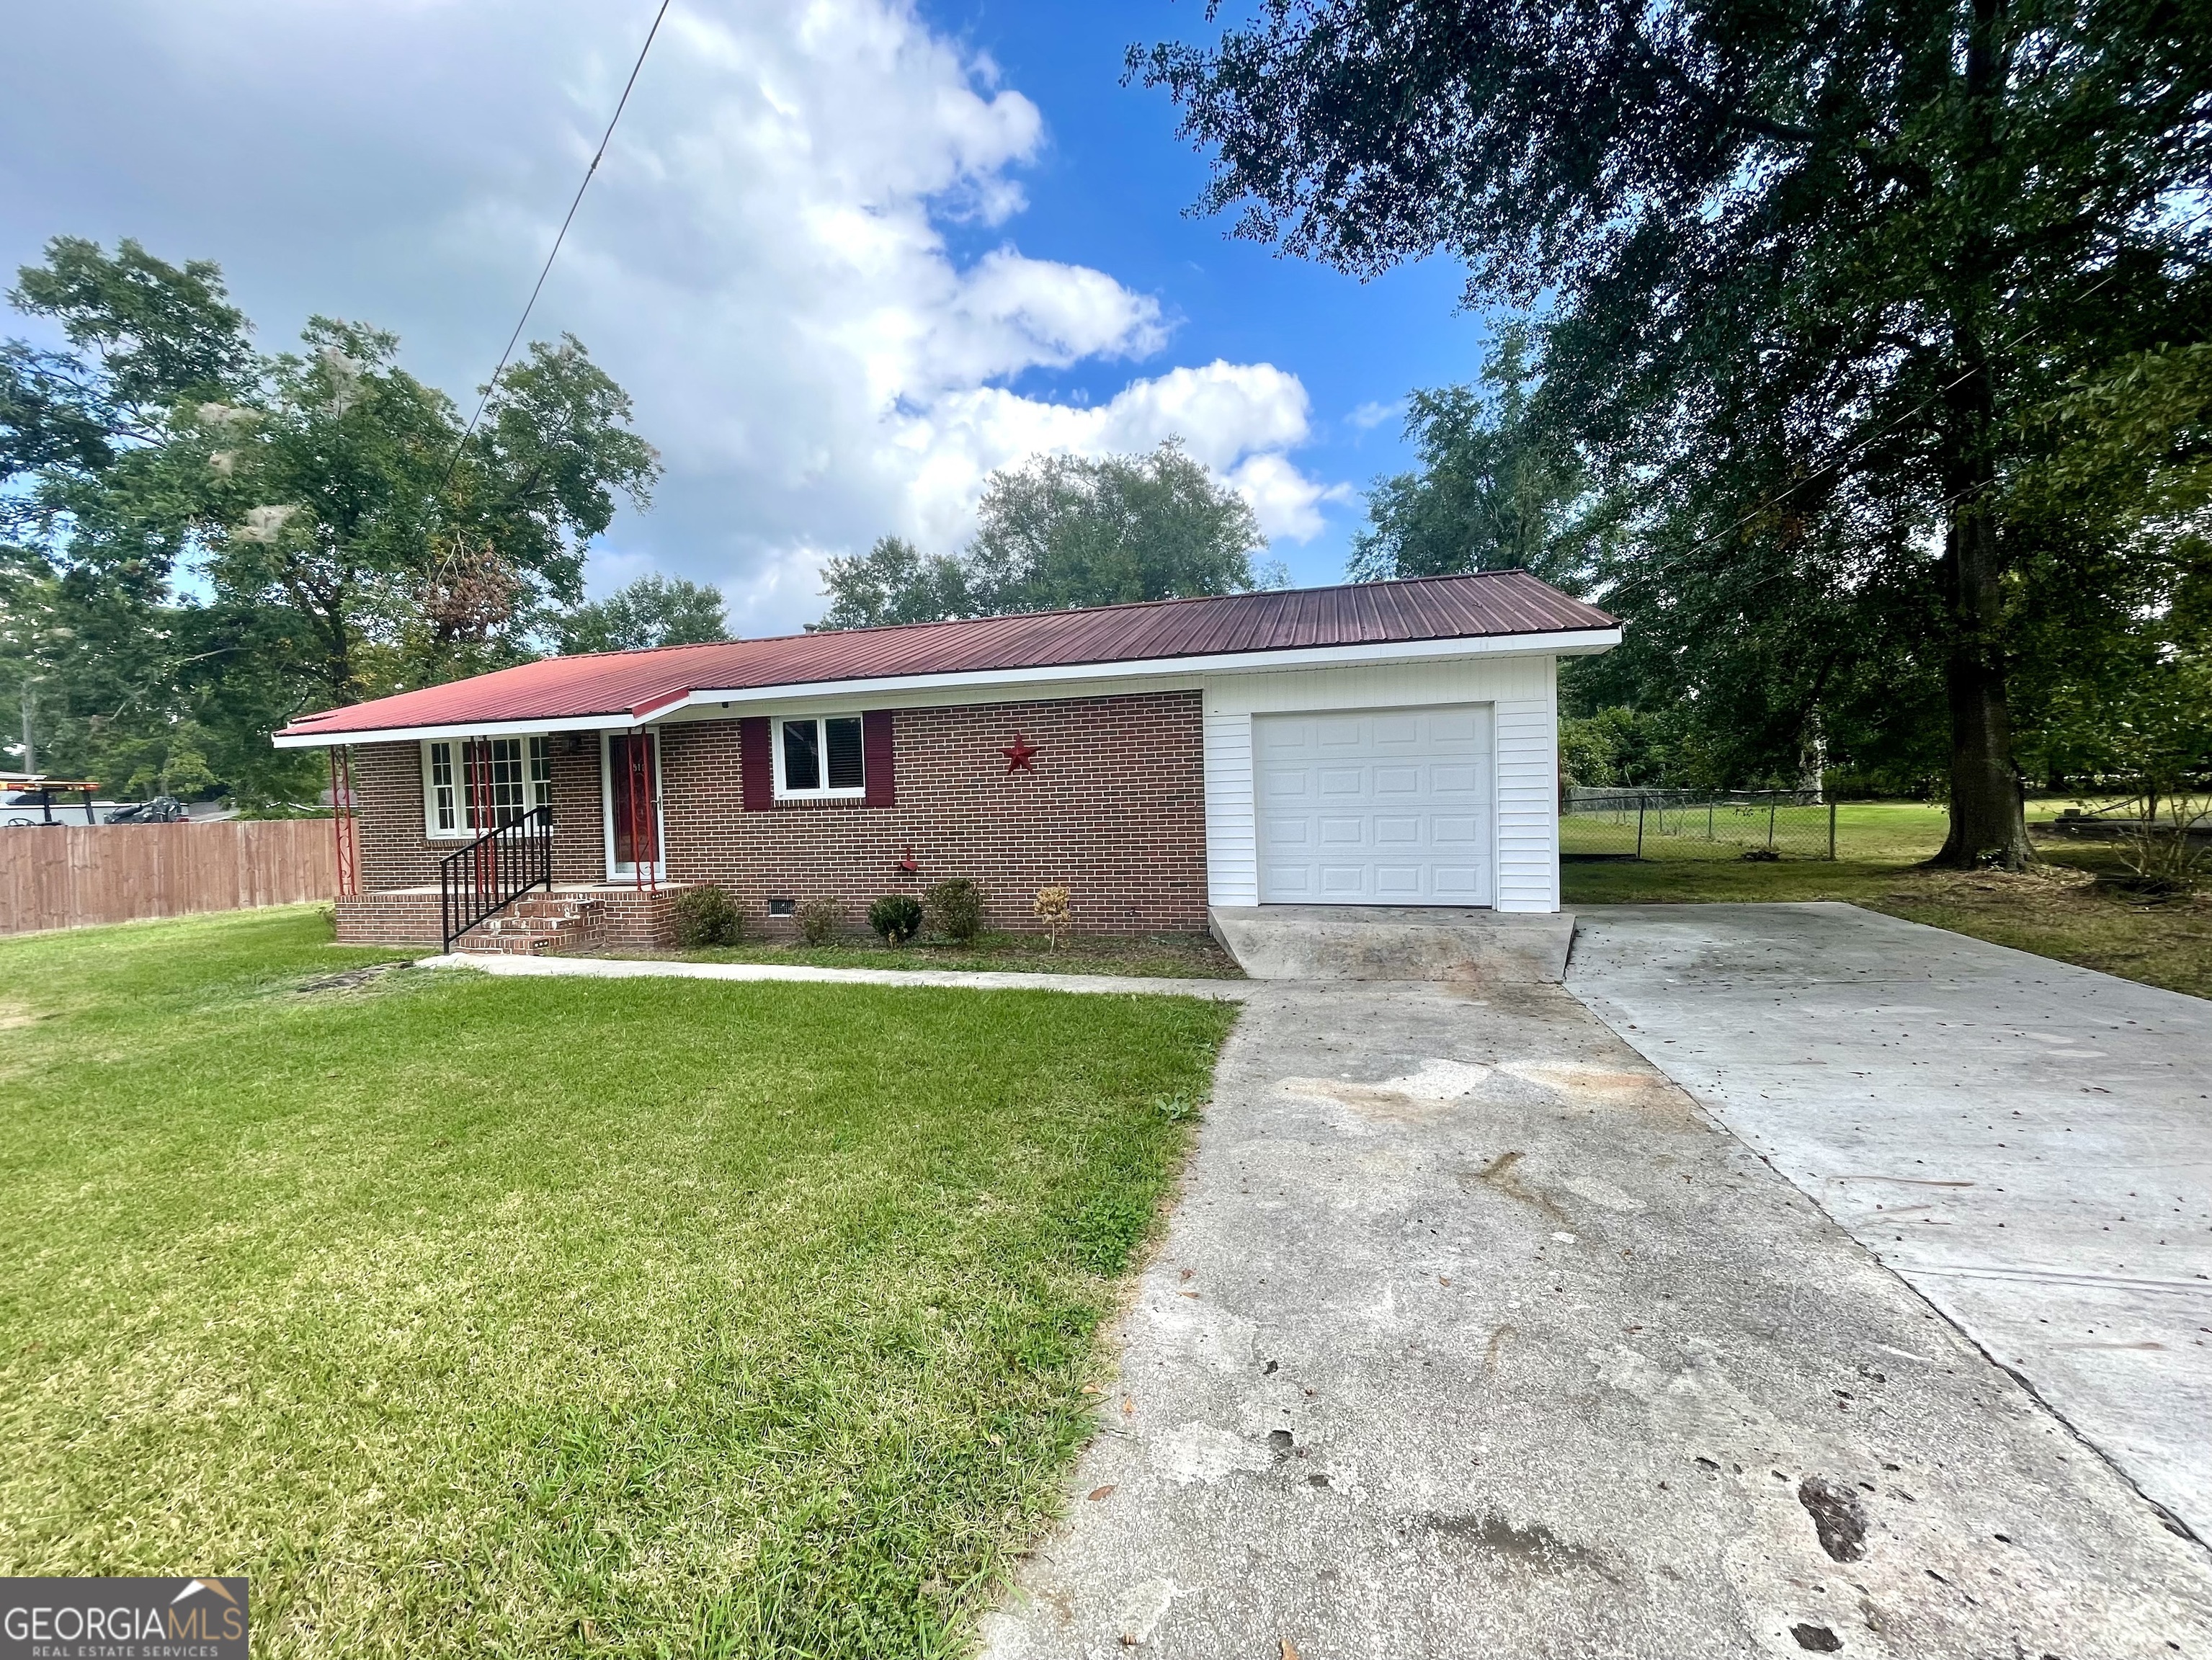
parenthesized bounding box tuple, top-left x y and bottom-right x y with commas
(0, 908, 1236, 1657)
(640, 929, 1242, 980)
(1564, 800, 2212, 1000)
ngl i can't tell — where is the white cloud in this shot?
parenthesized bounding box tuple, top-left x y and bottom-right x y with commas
(896, 360, 1324, 545)
(1347, 398, 1402, 432)
(0, 0, 1351, 630)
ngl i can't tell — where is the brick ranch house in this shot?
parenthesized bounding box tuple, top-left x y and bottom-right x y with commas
(273, 571, 1620, 951)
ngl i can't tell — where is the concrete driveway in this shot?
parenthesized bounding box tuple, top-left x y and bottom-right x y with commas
(981, 973, 2212, 1657)
(1566, 901, 2212, 1543)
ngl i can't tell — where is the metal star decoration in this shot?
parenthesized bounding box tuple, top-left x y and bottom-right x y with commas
(1001, 735, 1040, 773)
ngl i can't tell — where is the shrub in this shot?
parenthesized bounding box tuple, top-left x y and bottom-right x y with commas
(1032, 885, 1071, 948)
(672, 884, 743, 947)
(924, 878, 985, 944)
(795, 897, 842, 946)
(867, 893, 924, 945)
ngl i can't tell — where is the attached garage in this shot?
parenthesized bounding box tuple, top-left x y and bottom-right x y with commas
(1254, 705, 1494, 905)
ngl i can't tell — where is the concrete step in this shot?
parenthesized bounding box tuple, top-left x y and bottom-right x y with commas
(1207, 905, 1576, 983)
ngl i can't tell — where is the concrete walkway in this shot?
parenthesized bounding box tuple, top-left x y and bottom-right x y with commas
(1566, 903, 2212, 1542)
(416, 951, 1251, 1000)
(981, 979, 2212, 1658)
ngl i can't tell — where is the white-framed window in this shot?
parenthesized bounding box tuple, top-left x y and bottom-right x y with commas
(423, 735, 551, 837)
(772, 715, 865, 800)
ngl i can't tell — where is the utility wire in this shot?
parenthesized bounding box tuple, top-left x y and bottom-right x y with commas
(437, 0, 673, 501)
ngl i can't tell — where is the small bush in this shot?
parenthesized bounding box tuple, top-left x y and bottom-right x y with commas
(868, 893, 924, 945)
(924, 878, 985, 944)
(795, 898, 842, 946)
(672, 884, 743, 947)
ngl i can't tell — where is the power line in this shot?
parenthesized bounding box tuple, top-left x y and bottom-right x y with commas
(438, 0, 673, 497)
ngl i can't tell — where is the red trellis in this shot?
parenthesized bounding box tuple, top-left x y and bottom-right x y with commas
(327, 745, 357, 898)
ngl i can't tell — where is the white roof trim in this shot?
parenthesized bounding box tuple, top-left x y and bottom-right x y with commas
(272, 710, 645, 749)
(272, 626, 1620, 748)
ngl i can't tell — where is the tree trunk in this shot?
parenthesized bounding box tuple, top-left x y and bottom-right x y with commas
(1933, 493, 2030, 867)
(1797, 707, 1827, 803)
(1931, 0, 2030, 870)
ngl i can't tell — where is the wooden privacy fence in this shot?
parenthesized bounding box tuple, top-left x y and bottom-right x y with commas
(0, 819, 356, 936)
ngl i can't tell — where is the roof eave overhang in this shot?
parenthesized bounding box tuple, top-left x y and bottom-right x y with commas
(272, 708, 647, 749)
(269, 625, 1621, 748)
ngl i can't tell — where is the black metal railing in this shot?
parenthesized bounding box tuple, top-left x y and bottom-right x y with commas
(440, 806, 553, 951)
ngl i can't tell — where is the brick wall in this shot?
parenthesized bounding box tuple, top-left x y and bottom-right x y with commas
(666, 691, 1205, 934)
(344, 688, 1209, 937)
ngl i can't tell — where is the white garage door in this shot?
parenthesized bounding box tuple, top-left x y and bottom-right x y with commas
(1255, 705, 1494, 905)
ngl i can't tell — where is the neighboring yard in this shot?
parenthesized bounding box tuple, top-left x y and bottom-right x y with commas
(0, 908, 1235, 1656)
(635, 929, 1243, 980)
(1563, 800, 2212, 999)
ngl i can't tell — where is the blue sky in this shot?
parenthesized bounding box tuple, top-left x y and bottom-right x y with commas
(0, 0, 1500, 633)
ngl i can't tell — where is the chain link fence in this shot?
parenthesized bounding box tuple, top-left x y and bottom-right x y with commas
(1562, 788, 1838, 861)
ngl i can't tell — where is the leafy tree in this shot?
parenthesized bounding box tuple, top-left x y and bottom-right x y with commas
(2, 236, 660, 803)
(1351, 326, 1618, 594)
(187, 323, 659, 705)
(2, 238, 251, 793)
(1138, 0, 2212, 866)
(816, 537, 975, 630)
(817, 440, 1265, 628)
(554, 575, 729, 655)
(965, 439, 1265, 614)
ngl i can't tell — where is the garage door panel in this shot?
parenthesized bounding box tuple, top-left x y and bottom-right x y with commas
(1432, 865, 1487, 900)
(1318, 767, 1368, 797)
(1255, 704, 1494, 906)
(1430, 814, 1483, 848)
(1372, 764, 1424, 798)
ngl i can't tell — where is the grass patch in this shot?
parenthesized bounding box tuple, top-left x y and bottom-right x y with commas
(0, 907, 1236, 1656)
(638, 929, 1244, 981)
(1563, 800, 2212, 1000)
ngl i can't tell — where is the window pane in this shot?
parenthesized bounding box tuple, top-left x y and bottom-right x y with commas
(782, 719, 820, 791)
(528, 736, 552, 810)
(459, 738, 530, 828)
(429, 742, 455, 831)
(825, 717, 865, 790)
(489, 738, 526, 824)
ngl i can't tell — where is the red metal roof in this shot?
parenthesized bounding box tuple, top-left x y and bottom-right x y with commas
(276, 570, 1616, 742)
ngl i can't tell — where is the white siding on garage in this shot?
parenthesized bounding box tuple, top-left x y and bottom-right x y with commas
(1203, 653, 1561, 913)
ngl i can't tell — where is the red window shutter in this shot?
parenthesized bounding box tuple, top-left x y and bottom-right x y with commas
(862, 710, 896, 807)
(741, 717, 774, 811)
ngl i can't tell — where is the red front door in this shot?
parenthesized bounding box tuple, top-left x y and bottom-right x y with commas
(609, 734, 660, 871)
